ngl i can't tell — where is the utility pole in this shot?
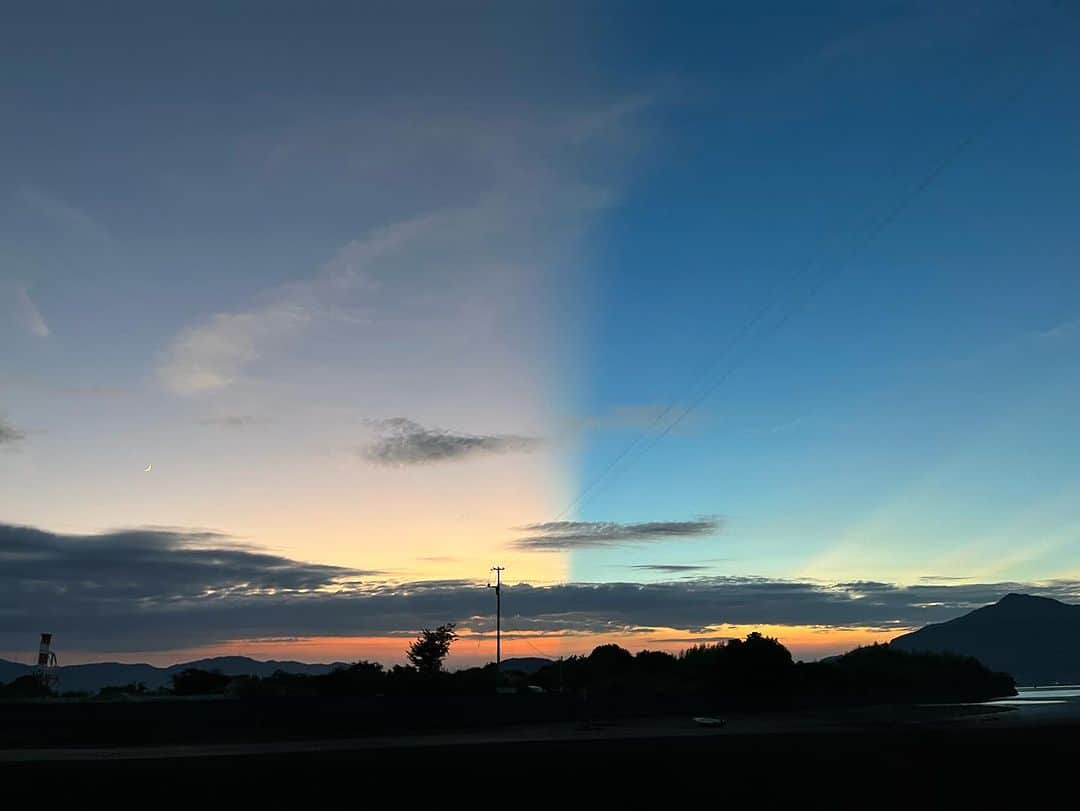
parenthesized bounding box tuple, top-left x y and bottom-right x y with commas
(488, 566, 504, 688)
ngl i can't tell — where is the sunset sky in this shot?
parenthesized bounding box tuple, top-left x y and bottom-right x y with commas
(2, 1, 1080, 668)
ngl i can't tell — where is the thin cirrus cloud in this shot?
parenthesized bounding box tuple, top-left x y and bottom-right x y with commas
(15, 286, 50, 338)
(362, 417, 542, 466)
(159, 303, 313, 395)
(513, 518, 722, 551)
(4, 520, 1080, 652)
(19, 186, 112, 246)
(155, 221, 410, 396)
(1, 282, 50, 339)
(155, 99, 644, 400)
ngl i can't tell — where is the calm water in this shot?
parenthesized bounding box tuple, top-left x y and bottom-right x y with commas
(991, 685, 1080, 703)
(981, 685, 1080, 720)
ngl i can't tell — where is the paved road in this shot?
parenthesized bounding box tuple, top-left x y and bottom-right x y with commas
(0, 701, 1022, 763)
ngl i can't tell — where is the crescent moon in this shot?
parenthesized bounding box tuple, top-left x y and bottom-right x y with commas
(144, 463, 152, 473)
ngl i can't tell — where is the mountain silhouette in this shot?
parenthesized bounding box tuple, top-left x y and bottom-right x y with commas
(0, 655, 347, 693)
(891, 593, 1080, 685)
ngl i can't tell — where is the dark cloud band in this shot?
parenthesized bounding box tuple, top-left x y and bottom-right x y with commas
(0, 523, 376, 602)
(3, 521, 1079, 653)
(514, 518, 721, 550)
(362, 417, 541, 465)
(630, 564, 712, 573)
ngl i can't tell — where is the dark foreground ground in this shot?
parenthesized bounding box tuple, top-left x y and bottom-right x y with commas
(3, 688, 1078, 793)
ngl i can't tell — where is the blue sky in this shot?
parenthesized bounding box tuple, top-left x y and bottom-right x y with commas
(2, 2, 1079, 662)
(570, 0, 1080, 585)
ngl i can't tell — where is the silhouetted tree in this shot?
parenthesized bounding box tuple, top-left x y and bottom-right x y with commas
(407, 623, 458, 676)
(533, 655, 589, 693)
(97, 681, 149, 699)
(384, 663, 423, 695)
(589, 644, 635, 670)
(0, 674, 53, 699)
(723, 631, 794, 695)
(585, 644, 635, 696)
(320, 660, 386, 696)
(171, 668, 231, 695)
(805, 643, 1016, 701)
(635, 649, 677, 674)
(632, 650, 681, 696)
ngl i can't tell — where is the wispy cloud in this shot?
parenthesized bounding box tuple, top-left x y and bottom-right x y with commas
(1037, 317, 1080, 341)
(514, 518, 722, 551)
(156, 98, 645, 399)
(19, 186, 111, 245)
(1, 283, 50, 338)
(157, 218, 419, 396)
(159, 302, 312, 395)
(14, 285, 49, 337)
(363, 418, 541, 466)
(0, 417, 25, 445)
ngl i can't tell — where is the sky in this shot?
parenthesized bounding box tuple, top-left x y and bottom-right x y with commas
(2, 1, 1079, 667)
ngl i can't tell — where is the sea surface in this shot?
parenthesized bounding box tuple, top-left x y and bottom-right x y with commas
(981, 685, 1080, 722)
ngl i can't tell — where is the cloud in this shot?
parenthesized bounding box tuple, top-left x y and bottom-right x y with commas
(0, 417, 25, 445)
(630, 564, 712, 573)
(514, 518, 722, 551)
(197, 415, 264, 428)
(156, 217, 420, 396)
(0, 523, 378, 600)
(159, 303, 312, 395)
(818, 4, 1012, 65)
(19, 186, 111, 245)
(156, 97, 645, 399)
(4, 520, 1080, 652)
(363, 418, 542, 466)
(14, 286, 49, 337)
(1037, 317, 1080, 341)
(1, 283, 50, 339)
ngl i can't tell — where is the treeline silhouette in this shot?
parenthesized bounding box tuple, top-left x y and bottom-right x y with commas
(25, 632, 1007, 706)
(529, 635, 1015, 706)
(0, 633, 1017, 747)
(1, 633, 1015, 706)
(0, 674, 54, 699)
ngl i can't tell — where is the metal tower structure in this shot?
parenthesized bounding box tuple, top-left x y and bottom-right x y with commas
(34, 633, 58, 691)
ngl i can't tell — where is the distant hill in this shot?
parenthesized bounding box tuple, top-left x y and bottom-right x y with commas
(891, 593, 1080, 685)
(498, 657, 552, 675)
(0, 656, 347, 693)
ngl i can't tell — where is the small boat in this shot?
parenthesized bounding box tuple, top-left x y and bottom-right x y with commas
(693, 716, 726, 727)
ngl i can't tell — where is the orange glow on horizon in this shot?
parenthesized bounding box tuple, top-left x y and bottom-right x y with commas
(33, 625, 911, 669)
